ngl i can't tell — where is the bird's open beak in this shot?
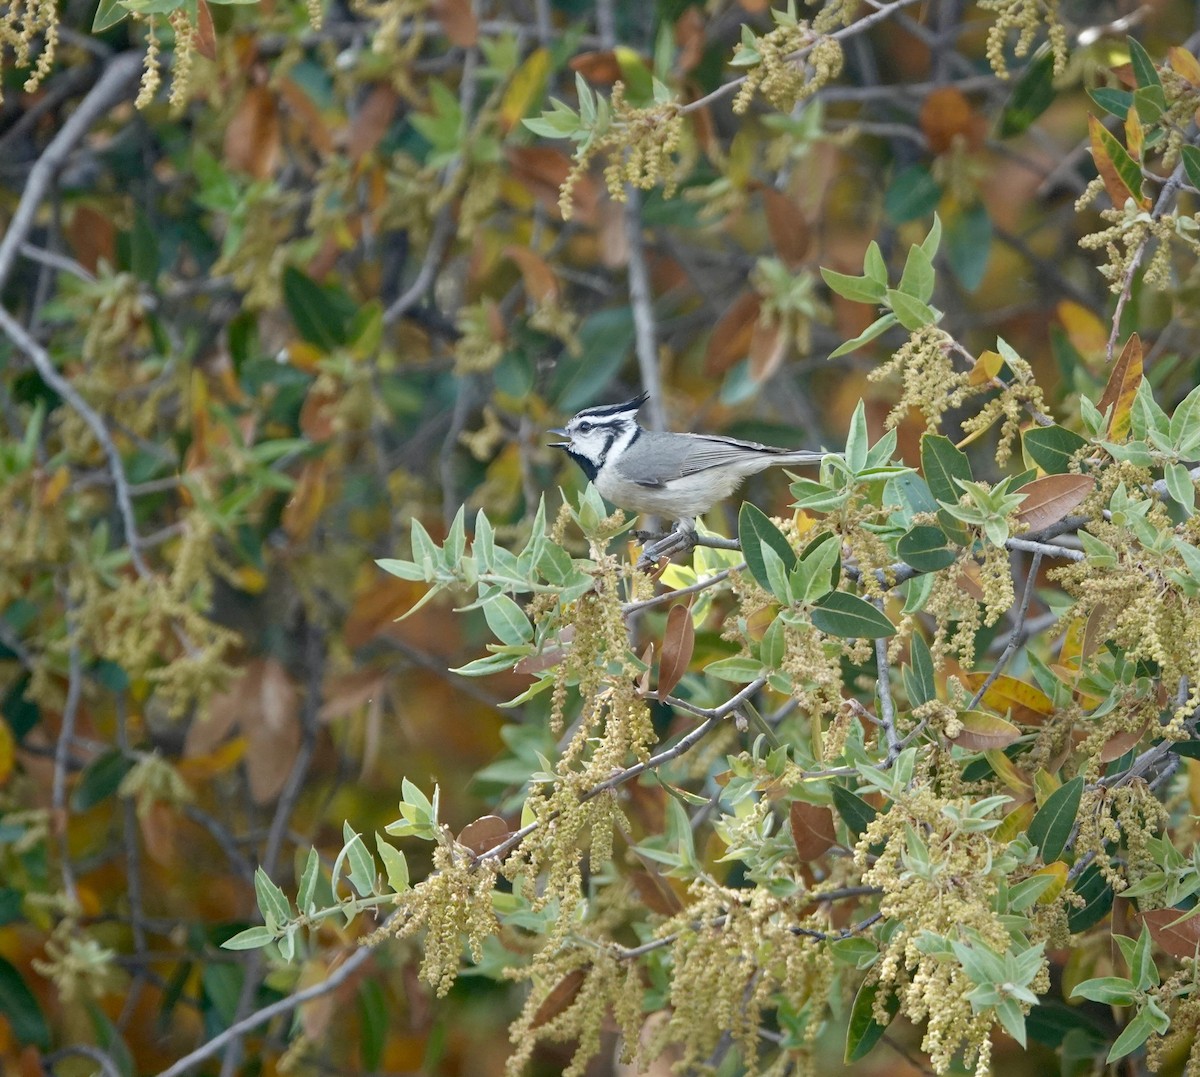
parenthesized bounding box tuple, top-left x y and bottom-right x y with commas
(547, 428, 570, 448)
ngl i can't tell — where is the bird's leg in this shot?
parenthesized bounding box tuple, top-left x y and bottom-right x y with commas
(636, 519, 698, 570)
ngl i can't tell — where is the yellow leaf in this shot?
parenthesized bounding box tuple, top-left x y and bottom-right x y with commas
(968, 349, 1004, 386)
(1033, 769, 1061, 806)
(40, 466, 70, 508)
(950, 710, 1022, 750)
(960, 672, 1055, 723)
(1098, 332, 1142, 440)
(1058, 616, 1085, 666)
(984, 748, 1031, 794)
(1057, 300, 1107, 365)
(500, 47, 551, 133)
(1031, 861, 1068, 904)
(1124, 106, 1144, 161)
(1170, 46, 1200, 88)
(0, 719, 13, 786)
(994, 801, 1035, 843)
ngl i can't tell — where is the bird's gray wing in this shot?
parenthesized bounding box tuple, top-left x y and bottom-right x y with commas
(675, 434, 779, 476)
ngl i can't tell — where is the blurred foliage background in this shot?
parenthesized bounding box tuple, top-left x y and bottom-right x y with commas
(3, 0, 1200, 1073)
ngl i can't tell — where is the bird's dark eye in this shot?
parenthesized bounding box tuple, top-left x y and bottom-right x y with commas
(577, 421, 594, 433)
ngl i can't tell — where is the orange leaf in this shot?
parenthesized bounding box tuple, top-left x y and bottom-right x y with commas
(1139, 908, 1200, 960)
(282, 458, 329, 541)
(0, 719, 13, 787)
(1016, 474, 1094, 531)
(1087, 114, 1146, 210)
(505, 246, 558, 304)
(347, 85, 398, 161)
(1057, 300, 1107, 364)
(1099, 332, 1142, 437)
(960, 673, 1055, 723)
(224, 85, 281, 179)
(299, 379, 340, 442)
(790, 800, 837, 860)
(457, 815, 510, 856)
(704, 291, 760, 376)
(1169, 46, 1200, 88)
(432, 0, 477, 46)
(920, 86, 985, 153)
(950, 710, 1022, 750)
(657, 602, 695, 700)
(66, 204, 116, 273)
(761, 188, 810, 267)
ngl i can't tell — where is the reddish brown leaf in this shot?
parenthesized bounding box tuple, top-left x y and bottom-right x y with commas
(531, 967, 588, 1029)
(457, 815, 510, 855)
(278, 77, 333, 156)
(346, 85, 399, 161)
(748, 317, 786, 383)
(568, 50, 621, 84)
(505, 246, 558, 303)
(244, 658, 301, 804)
(299, 379, 340, 442)
(194, 0, 217, 61)
(1098, 722, 1149, 764)
(629, 868, 684, 915)
(704, 291, 761, 376)
(920, 86, 985, 153)
(1099, 332, 1142, 436)
(761, 188, 810, 267)
(224, 85, 281, 179)
(1016, 474, 1094, 531)
(949, 710, 1022, 750)
(282, 458, 329, 541)
(790, 800, 837, 860)
(319, 666, 388, 724)
(657, 602, 695, 700)
(674, 7, 706, 74)
(67, 205, 116, 273)
(432, 0, 477, 46)
(1139, 908, 1200, 960)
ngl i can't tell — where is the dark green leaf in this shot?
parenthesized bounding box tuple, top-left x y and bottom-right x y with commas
(71, 749, 135, 812)
(920, 434, 972, 542)
(1182, 145, 1200, 193)
(0, 955, 50, 1048)
(1028, 775, 1084, 862)
(907, 632, 936, 707)
(1001, 50, 1056, 136)
(358, 979, 389, 1070)
(845, 979, 898, 1062)
(944, 202, 992, 292)
(1, 673, 40, 739)
(832, 785, 877, 837)
(1133, 85, 1166, 123)
(0, 888, 22, 927)
(1127, 37, 1161, 92)
(812, 592, 895, 638)
(551, 307, 636, 411)
(1023, 425, 1088, 475)
(282, 266, 355, 351)
(1087, 87, 1134, 119)
(897, 525, 958, 572)
(884, 165, 941, 224)
(738, 502, 796, 594)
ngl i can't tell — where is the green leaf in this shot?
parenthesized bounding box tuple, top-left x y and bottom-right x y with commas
(71, 749, 135, 811)
(1165, 462, 1195, 514)
(1087, 87, 1134, 119)
(1106, 1006, 1159, 1063)
(845, 979, 898, 1062)
(907, 632, 936, 706)
(820, 267, 886, 304)
(884, 165, 941, 223)
(921, 433, 972, 542)
(482, 594, 533, 646)
(1023, 425, 1088, 475)
(376, 834, 410, 893)
(297, 847, 320, 913)
(944, 202, 992, 292)
(358, 979, 389, 1071)
(1000, 49, 1056, 136)
(220, 926, 277, 951)
(1127, 37, 1162, 92)
(92, 0, 130, 29)
(282, 266, 354, 351)
(1182, 146, 1200, 196)
(897, 244, 934, 303)
(254, 867, 292, 931)
(738, 502, 796, 594)
(864, 241, 887, 285)
(886, 288, 937, 331)
(704, 656, 765, 683)
(897, 525, 958, 572)
(1028, 776, 1084, 863)
(342, 823, 378, 897)
(828, 313, 898, 358)
(0, 955, 50, 1048)
(812, 592, 894, 638)
(832, 785, 877, 837)
(1067, 863, 1114, 932)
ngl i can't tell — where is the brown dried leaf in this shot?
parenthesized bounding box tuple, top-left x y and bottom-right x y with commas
(432, 0, 477, 46)
(657, 603, 695, 700)
(761, 188, 810, 267)
(1139, 908, 1200, 960)
(457, 815, 510, 856)
(299, 379, 340, 441)
(950, 710, 1022, 751)
(629, 867, 684, 915)
(920, 86, 985, 153)
(569, 50, 621, 84)
(282, 459, 329, 541)
(704, 291, 761, 376)
(67, 205, 116, 273)
(319, 666, 388, 724)
(505, 246, 558, 304)
(531, 967, 588, 1030)
(674, 7, 706, 74)
(1098, 722, 1149, 764)
(1081, 602, 1109, 661)
(224, 85, 281, 179)
(748, 317, 786, 383)
(1099, 332, 1142, 438)
(244, 659, 300, 804)
(346, 85, 399, 161)
(790, 800, 836, 861)
(1015, 474, 1094, 531)
(194, 0, 217, 61)
(278, 77, 333, 156)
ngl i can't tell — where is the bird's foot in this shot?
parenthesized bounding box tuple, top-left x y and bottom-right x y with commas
(636, 527, 697, 571)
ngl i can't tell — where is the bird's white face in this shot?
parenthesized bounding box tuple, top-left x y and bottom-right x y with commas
(549, 396, 645, 482)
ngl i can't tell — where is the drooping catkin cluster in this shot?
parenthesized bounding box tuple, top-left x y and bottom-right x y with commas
(733, 26, 843, 116)
(977, 0, 1068, 79)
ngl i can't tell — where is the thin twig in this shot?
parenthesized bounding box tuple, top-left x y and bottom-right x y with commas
(967, 552, 1043, 710)
(52, 631, 83, 908)
(623, 188, 665, 432)
(621, 563, 745, 614)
